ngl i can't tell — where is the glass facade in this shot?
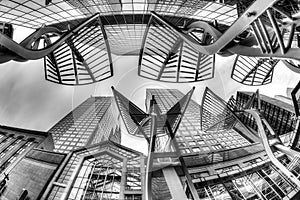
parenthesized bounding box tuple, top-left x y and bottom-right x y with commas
(43, 13, 113, 86)
(138, 14, 215, 83)
(0, 1, 300, 199)
(0, 0, 237, 55)
(49, 96, 121, 153)
(0, 88, 299, 200)
(231, 56, 279, 86)
(146, 88, 252, 155)
(236, 91, 296, 138)
(191, 151, 300, 200)
(0, 1, 237, 29)
(46, 141, 144, 200)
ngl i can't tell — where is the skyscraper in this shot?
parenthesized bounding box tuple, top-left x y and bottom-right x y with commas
(0, 96, 122, 200)
(146, 88, 255, 156)
(236, 91, 296, 138)
(1, 87, 300, 200)
(113, 87, 300, 199)
(48, 96, 121, 153)
(187, 88, 300, 200)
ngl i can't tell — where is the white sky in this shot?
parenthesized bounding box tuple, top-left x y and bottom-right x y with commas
(0, 25, 299, 153)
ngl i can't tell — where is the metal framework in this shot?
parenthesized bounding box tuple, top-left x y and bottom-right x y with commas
(0, 13, 113, 85)
(138, 14, 215, 83)
(236, 91, 296, 138)
(200, 87, 256, 141)
(44, 141, 143, 200)
(44, 14, 113, 85)
(291, 81, 300, 150)
(0, 0, 300, 86)
(231, 56, 279, 86)
(161, 0, 300, 59)
(147, 1, 300, 85)
(245, 109, 300, 187)
(112, 86, 150, 140)
(112, 87, 200, 200)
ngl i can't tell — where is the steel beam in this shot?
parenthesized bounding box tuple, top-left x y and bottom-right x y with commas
(245, 109, 300, 187)
(162, 167, 188, 200)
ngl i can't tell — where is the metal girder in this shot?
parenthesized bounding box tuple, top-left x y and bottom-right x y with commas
(44, 15, 113, 85)
(162, 167, 188, 200)
(150, 1, 300, 65)
(231, 55, 279, 86)
(291, 81, 300, 150)
(112, 86, 150, 142)
(150, 0, 278, 55)
(138, 14, 215, 83)
(0, 13, 101, 60)
(0, 13, 114, 85)
(112, 87, 198, 199)
(201, 87, 260, 144)
(245, 109, 300, 187)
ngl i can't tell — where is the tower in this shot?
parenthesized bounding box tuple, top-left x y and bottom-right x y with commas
(146, 88, 255, 156)
(48, 96, 121, 153)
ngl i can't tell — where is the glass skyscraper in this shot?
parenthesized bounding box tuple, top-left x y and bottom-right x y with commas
(146, 88, 253, 155)
(49, 96, 121, 153)
(0, 0, 300, 199)
(0, 88, 300, 200)
(143, 88, 300, 200)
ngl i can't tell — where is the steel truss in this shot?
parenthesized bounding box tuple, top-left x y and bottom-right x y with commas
(0, 13, 113, 85)
(112, 86, 201, 200)
(138, 14, 215, 83)
(200, 87, 257, 142)
(147, 0, 300, 85)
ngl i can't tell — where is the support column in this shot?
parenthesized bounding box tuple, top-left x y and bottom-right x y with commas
(119, 158, 127, 200)
(145, 111, 157, 200)
(246, 109, 300, 187)
(162, 167, 188, 200)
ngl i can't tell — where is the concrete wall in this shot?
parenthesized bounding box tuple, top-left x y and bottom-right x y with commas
(0, 149, 66, 200)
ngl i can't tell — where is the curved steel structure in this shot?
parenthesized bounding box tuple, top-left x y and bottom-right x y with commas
(141, 0, 300, 85)
(0, 0, 299, 85)
(138, 15, 215, 83)
(245, 109, 300, 187)
(0, 26, 61, 64)
(0, 14, 97, 61)
(231, 56, 279, 86)
(151, 2, 300, 59)
(0, 13, 113, 85)
(44, 15, 113, 85)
